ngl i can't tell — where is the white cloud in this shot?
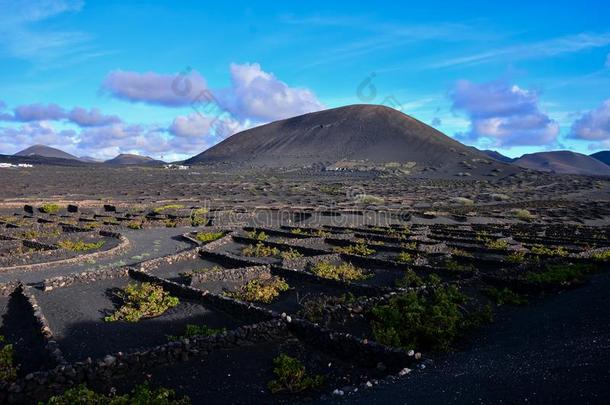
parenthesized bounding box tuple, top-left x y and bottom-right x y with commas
(0, 121, 78, 154)
(218, 63, 324, 122)
(569, 100, 610, 145)
(168, 113, 215, 138)
(450, 79, 559, 147)
(102, 69, 209, 107)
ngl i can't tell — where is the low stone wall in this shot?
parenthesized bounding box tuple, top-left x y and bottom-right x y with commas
(42, 267, 130, 291)
(21, 286, 66, 365)
(22, 240, 57, 251)
(200, 233, 234, 251)
(200, 250, 261, 268)
(1, 319, 288, 404)
(288, 317, 417, 372)
(232, 235, 329, 256)
(128, 269, 277, 322)
(0, 232, 129, 273)
(190, 265, 270, 284)
(0, 281, 20, 296)
(278, 264, 387, 296)
(135, 247, 200, 273)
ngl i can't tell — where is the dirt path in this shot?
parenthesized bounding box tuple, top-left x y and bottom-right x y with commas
(0, 226, 196, 285)
(321, 272, 610, 404)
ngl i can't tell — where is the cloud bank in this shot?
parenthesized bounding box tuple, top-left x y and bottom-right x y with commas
(218, 63, 325, 121)
(101, 70, 209, 107)
(450, 79, 559, 147)
(1, 63, 323, 160)
(569, 100, 610, 148)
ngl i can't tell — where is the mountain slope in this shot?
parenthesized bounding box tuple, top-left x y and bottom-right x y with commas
(590, 151, 610, 166)
(514, 151, 610, 176)
(481, 149, 514, 163)
(14, 145, 79, 160)
(104, 153, 163, 165)
(186, 104, 514, 176)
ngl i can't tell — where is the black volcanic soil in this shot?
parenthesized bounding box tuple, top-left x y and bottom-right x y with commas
(34, 278, 250, 362)
(326, 272, 610, 404)
(0, 290, 54, 375)
(106, 337, 384, 405)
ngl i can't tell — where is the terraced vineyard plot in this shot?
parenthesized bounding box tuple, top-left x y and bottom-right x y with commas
(142, 252, 252, 283)
(1, 198, 609, 404)
(0, 289, 55, 375)
(32, 277, 252, 362)
(107, 335, 388, 405)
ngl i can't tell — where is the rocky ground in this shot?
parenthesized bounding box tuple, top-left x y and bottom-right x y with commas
(0, 165, 609, 404)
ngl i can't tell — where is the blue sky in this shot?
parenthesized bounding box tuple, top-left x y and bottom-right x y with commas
(1, 0, 609, 161)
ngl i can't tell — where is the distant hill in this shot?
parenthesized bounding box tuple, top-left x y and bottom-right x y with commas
(104, 153, 164, 165)
(481, 149, 514, 163)
(79, 156, 101, 163)
(14, 145, 79, 160)
(186, 104, 516, 177)
(590, 151, 610, 166)
(0, 154, 89, 167)
(514, 151, 610, 176)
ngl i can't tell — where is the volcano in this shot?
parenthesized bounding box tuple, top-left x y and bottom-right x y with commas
(186, 104, 514, 176)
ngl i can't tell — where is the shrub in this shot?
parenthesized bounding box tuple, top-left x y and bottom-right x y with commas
(506, 251, 526, 263)
(267, 354, 324, 394)
(242, 242, 280, 258)
(246, 230, 268, 241)
(525, 263, 594, 285)
(401, 241, 417, 250)
(450, 197, 474, 206)
(483, 287, 527, 305)
(58, 240, 105, 252)
(591, 250, 610, 262)
(167, 324, 226, 341)
(127, 220, 143, 229)
(82, 222, 101, 230)
(444, 259, 475, 272)
(333, 242, 375, 256)
(20, 230, 39, 239)
(511, 209, 534, 220)
(371, 286, 489, 351)
(485, 239, 509, 250)
(395, 269, 423, 288)
(43, 382, 190, 404)
(291, 228, 329, 237)
(450, 248, 472, 258)
(190, 208, 209, 226)
(153, 204, 185, 214)
(490, 193, 510, 201)
(357, 195, 384, 205)
(163, 219, 177, 228)
(40, 203, 61, 214)
(389, 227, 411, 240)
(105, 282, 179, 322)
(280, 248, 304, 260)
(194, 231, 224, 243)
(530, 244, 568, 257)
(396, 251, 413, 263)
(0, 335, 17, 382)
(226, 277, 289, 304)
(310, 261, 370, 281)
